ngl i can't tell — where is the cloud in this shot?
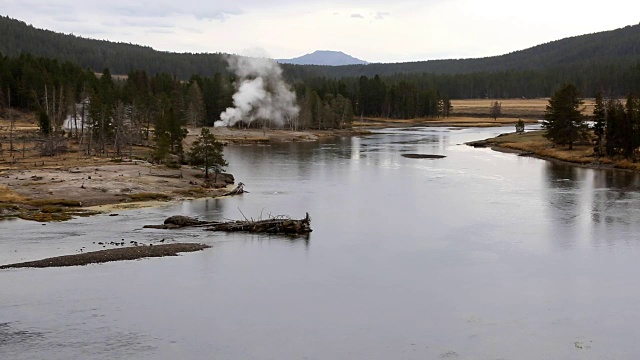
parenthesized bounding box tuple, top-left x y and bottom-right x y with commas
(374, 11, 390, 20)
(148, 29, 175, 34)
(53, 15, 85, 23)
(351, 13, 364, 19)
(109, 3, 242, 21)
(119, 19, 175, 28)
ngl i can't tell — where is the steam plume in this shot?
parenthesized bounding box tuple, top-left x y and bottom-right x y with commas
(215, 56, 299, 127)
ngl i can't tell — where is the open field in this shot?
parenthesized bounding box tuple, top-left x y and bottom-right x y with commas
(355, 116, 538, 128)
(451, 98, 596, 119)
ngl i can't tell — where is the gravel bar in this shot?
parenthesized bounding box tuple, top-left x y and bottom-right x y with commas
(0, 243, 211, 269)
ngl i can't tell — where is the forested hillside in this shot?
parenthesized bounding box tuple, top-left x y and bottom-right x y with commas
(0, 16, 229, 79)
(2, 14, 640, 140)
(2, 16, 640, 83)
(308, 23, 640, 76)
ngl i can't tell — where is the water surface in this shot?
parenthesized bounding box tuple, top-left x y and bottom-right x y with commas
(3, 125, 640, 359)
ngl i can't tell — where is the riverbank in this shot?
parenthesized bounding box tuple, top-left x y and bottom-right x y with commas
(206, 126, 371, 144)
(467, 130, 640, 172)
(0, 162, 235, 221)
(0, 106, 539, 223)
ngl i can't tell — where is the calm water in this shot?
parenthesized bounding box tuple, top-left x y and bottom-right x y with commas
(3, 125, 640, 359)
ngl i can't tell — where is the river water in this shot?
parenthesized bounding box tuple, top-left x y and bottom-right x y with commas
(3, 125, 640, 359)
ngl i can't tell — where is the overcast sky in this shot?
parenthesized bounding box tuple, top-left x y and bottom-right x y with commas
(2, 0, 639, 63)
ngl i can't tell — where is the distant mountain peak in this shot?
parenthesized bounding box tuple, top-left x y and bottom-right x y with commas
(276, 50, 368, 66)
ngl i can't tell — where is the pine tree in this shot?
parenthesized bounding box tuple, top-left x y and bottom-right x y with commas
(38, 110, 51, 135)
(605, 99, 626, 156)
(543, 84, 589, 149)
(188, 128, 227, 179)
(186, 81, 205, 128)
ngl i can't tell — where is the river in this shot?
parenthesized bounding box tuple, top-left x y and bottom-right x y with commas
(2, 125, 640, 359)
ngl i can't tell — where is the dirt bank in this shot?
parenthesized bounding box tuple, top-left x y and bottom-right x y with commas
(202, 126, 371, 144)
(0, 243, 211, 269)
(0, 162, 233, 208)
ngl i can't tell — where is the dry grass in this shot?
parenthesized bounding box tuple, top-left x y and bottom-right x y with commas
(473, 130, 640, 170)
(355, 116, 537, 128)
(1, 111, 155, 172)
(0, 185, 27, 203)
(451, 98, 596, 118)
(18, 211, 73, 222)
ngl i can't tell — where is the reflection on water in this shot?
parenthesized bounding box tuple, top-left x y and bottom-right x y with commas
(4, 125, 640, 359)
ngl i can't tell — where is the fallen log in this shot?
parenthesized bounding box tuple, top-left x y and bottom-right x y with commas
(222, 182, 248, 196)
(143, 213, 312, 234)
(207, 213, 312, 234)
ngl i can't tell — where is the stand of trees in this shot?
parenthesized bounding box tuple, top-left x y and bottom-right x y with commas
(603, 94, 640, 159)
(1, 53, 460, 145)
(544, 84, 640, 160)
(543, 84, 590, 149)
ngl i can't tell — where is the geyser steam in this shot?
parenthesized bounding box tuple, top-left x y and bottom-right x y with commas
(215, 56, 299, 127)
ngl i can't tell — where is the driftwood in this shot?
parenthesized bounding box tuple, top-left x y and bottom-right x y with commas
(143, 213, 312, 234)
(222, 182, 248, 196)
(207, 213, 312, 234)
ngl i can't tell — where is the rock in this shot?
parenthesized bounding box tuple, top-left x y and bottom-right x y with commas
(402, 154, 446, 159)
(163, 215, 207, 227)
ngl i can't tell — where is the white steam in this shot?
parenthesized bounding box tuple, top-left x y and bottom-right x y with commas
(215, 56, 299, 127)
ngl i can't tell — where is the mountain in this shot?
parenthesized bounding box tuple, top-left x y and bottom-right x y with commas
(276, 50, 368, 66)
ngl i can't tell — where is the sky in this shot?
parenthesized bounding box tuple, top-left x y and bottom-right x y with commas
(2, 0, 640, 63)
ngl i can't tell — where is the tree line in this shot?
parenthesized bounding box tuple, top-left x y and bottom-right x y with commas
(3, 15, 640, 99)
(0, 53, 457, 139)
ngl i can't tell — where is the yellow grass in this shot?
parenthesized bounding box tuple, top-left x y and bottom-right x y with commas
(0, 185, 26, 203)
(451, 98, 596, 118)
(355, 116, 538, 128)
(475, 130, 640, 171)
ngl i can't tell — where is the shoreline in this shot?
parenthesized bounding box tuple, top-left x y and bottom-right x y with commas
(0, 115, 533, 223)
(467, 130, 640, 173)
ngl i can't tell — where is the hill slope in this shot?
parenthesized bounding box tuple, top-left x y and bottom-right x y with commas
(306, 23, 640, 77)
(1, 16, 639, 81)
(276, 50, 368, 66)
(0, 16, 228, 79)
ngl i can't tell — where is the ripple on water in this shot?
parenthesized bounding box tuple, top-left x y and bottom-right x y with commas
(0, 322, 45, 346)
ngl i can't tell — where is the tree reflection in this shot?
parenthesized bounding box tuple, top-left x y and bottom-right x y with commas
(590, 169, 640, 227)
(544, 162, 581, 225)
